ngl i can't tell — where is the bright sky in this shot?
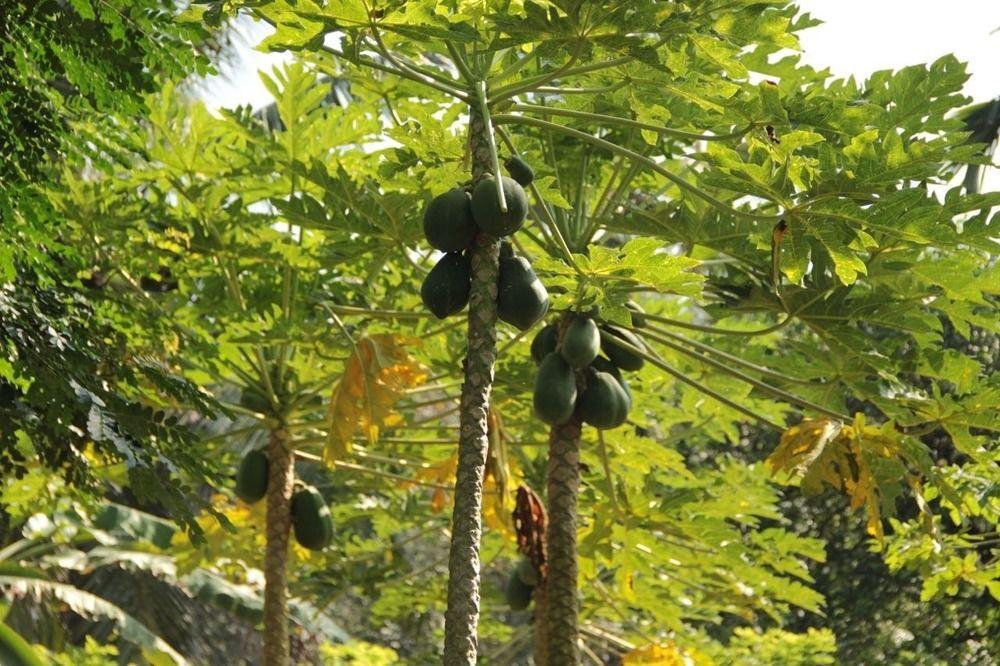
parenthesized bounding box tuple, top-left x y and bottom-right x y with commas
(198, 2, 1000, 186)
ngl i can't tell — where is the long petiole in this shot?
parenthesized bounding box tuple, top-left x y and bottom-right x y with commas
(512, 103, 755, 142)
(494, 114, 782, 222)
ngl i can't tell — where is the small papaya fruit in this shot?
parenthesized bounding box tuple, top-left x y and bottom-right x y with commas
(577, 370, 629, 429)
(239, 389, 271, 415)
(530, 324, 558, 365)
(423, 189, 478, 252)
(497, 255, 549, 330)
(291, 485, 334, 551)
(471, 176, 528, 236)
(601, 325, 645, 371)
(560, 315, 600, 369)
(626, 300, 647, 328)
(533, 352, 577, 425)
(504, 156, 535, 187)
(499, 240, 514, 260)
(515, 557, 539, 587)
(591, 356, 632, 408)
(504, 567, 534, 611)
(421, 252, 472, 319)
(235, 449, 269, 504)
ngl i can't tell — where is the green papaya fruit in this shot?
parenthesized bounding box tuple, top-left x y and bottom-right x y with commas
(239, 389, 271, 414)
(497, 255, 549, 330)
(423, 189, 478, 252)
(421, 252, 472, 319)
(530, 324, 558, 365)
(0, 623, 45, 666)
(504, 156, 535, 187)
(560, 316, 600, 369)
(577, 370, 629, 429)
(515, 557, 539, 587)
(499, 240, 514, 260)
(626, 300, 647, 328)
(533, 352, 577, 425)
(470, 175, 528, 236)
(591, 356, 632, 408)
(600, 325, 645, 371)
(504, 567, 535, 610)
(234, 449, 268, 504)
(291, 485, 334, 551)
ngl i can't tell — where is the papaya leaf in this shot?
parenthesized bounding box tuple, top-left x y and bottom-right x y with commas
(325, 334, 427, 459)
(766, 417, 915, 540)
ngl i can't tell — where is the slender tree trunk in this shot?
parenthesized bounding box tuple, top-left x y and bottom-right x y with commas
(533, 579, 549, 666)
(545, 417, 582, 666)
(443, 107, 500, 664)
(263, 427, 294, 666)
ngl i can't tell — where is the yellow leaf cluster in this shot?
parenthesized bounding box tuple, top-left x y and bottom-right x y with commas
(325, 334, 427, 459)
(766, 416, 903, 539)
(622, 641, 710, 665)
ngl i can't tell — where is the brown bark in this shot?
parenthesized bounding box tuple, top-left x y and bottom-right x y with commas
(533, 580, 549, 666)
(263, 427, 294, 666)
(545, 417, 582, 666)
(443, 106, 500, 664)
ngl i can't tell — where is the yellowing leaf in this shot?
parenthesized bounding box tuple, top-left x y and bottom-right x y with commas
(622, 641, 710, 665)
(766, 417, 907, 540)
(325, 334, 427, 459)
(483, 408, 521, 538)
(409, 454, 458, 513)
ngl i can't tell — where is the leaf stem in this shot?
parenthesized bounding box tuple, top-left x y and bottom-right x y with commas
(493, 114, 782, 222)
(640, 328, 849, 420)
(512, 103, 755, 142)
(477, 80, 507, 212)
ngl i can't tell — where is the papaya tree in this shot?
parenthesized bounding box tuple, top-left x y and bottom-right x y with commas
(199, 0, 999, 662)
(52, 63, 438, 665)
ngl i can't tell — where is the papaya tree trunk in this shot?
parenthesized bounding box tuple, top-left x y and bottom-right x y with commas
(443, 106, 500, 664)
(533, 578, 549, 666)
(263, 427, 294, 666)
(545, 417, 582, 665)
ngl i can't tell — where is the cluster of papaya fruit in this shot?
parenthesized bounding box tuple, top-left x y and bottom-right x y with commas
(235, 450, 334, 551)
(504, 558, 539, 611)
(420, 157, 549, 330)
(531, 305, 645, 430)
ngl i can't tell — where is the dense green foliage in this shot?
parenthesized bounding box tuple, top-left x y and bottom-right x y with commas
(1, 0, 998, 662)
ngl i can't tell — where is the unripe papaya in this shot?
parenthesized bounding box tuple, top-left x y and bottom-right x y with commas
(421, 252, 471, 319)
(239, 389, 271, 415)
(530, 324, 558, 365)
(235, 449, 269, 504)
(291, 485, 334, 551)
(577, 371, 629, 429)
(423, 189, 478, 252)
(497, 255, 549, 330)
(601, 325, 645, 371)
(471, 176, 528, 236)
(591, 356, 632, 408)
(504, 156, 535, 187)
(499, 240, 514, 260)
(505, 567, 534, 611)
(560, 316, 600, 369)
(515, 557, 539, 586)
(626, 300, 647, 328)
(533, 353, 577, 425)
